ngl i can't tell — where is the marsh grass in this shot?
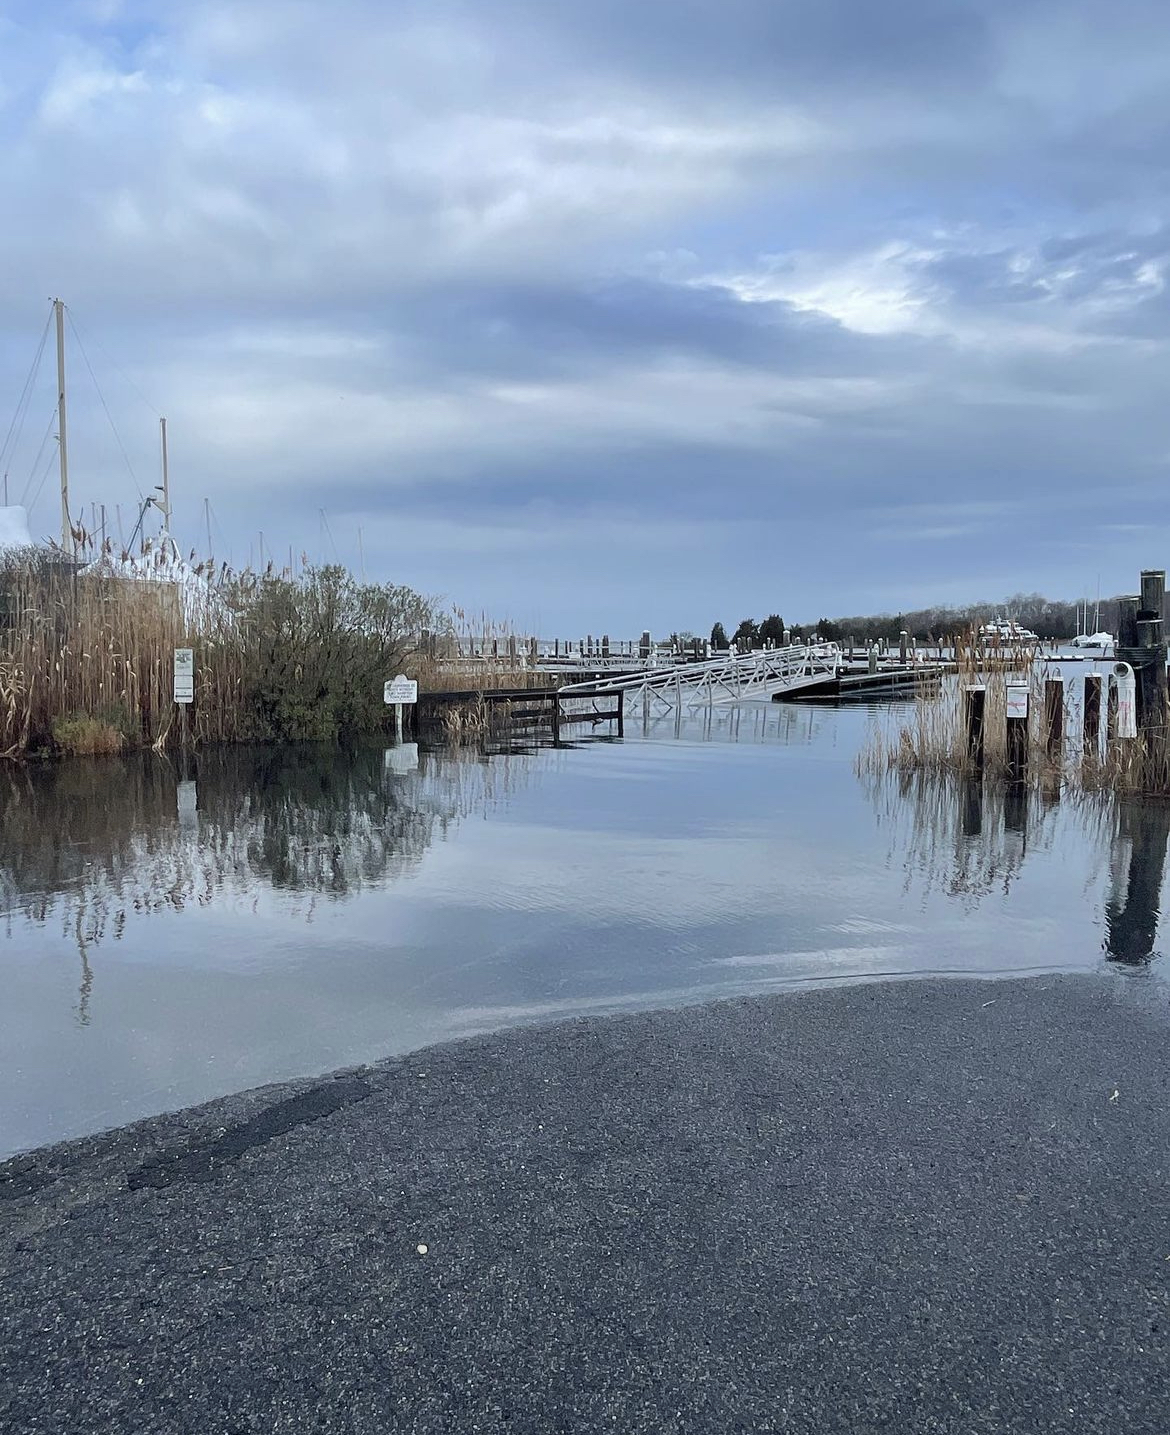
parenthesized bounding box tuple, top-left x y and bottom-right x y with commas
(861, 635, 1170, 797)
(0, 539, 483, 754)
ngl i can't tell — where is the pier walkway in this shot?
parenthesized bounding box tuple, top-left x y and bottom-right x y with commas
(558, 642, 844, 709)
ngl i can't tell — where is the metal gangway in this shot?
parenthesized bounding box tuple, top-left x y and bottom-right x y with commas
(558, 643, 842, 710)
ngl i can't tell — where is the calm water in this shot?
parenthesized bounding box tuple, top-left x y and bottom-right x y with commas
(2, 680, 1166, 1158)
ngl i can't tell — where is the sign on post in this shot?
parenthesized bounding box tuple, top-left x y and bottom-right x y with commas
(174, 647, 194, 705)
(1006, 685, 1029, 720)
(384, 674, 418, 743)
(1113, 663, 1137, 739)
(383, 675, 418, 705)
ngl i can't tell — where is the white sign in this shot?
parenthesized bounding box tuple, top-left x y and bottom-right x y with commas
(383, 675, 418, 705)
(1006, 685, 1029, 720)
(174, 647, 194, 705)
(1113, 664, 1137, 739)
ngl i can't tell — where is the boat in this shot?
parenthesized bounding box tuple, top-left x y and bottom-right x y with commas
(977, 617, 1040, 644)
(1070, 596, 1113, 652)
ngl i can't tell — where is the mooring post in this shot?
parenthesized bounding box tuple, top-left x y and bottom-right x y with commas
(551, 691, 561, 743)
(1006, 684, 1029, 781)
(868, 642, 878, 675)
(1084, 673, 1102, 758)
(963, 685, 986, 770)
(1137, 570, 1167, 758)
(1044, 677, 1064, 762)
(615, 697, 624, 737)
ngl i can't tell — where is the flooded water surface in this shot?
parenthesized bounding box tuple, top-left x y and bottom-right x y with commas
(2, 691, 1167, 1157)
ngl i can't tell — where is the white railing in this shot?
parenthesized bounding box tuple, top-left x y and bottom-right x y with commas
(558, 644, 842, 709)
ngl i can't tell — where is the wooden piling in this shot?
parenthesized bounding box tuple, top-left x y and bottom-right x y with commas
(1006, 685, 1029, 781)
(1108, 677, 1119, 744)
(1084, 673, 1102, 757)
(963, 685, 986, 770)
(1118, 595, 1140, 650)
(1044, 677, 1064, 762)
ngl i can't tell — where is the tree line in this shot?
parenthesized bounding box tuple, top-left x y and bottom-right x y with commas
(708, 592, 1135, 648)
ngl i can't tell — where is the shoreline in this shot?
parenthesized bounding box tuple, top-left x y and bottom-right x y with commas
(4, 973, 1170, 1432)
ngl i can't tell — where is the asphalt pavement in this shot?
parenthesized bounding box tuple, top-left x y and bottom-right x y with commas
(3, 974, 1170, 1434)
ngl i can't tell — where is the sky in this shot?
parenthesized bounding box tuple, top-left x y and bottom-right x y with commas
(1, 0, 1168, 635)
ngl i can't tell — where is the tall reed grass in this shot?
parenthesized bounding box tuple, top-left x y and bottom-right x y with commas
(0, 540, 452, 755)
(860, 637, 1170, 796)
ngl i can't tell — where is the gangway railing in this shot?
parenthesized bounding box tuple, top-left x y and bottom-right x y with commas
(558, 644, 842, 710)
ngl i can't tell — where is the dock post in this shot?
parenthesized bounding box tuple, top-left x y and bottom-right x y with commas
(1084, 674, 1102, 759)
(551, 691, 561, 743)
(868, 643, 878, 676)
(615, 696, 624, 737)
(1137, 569, 1167, 747)
(1044, 677, 1064, 762)
(1006, 684, 1029, 782)
(963, 685, 986, 770)
(1108, 676, 1119, 744)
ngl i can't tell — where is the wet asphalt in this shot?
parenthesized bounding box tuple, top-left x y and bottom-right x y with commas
(3, 974, 1170, 1434)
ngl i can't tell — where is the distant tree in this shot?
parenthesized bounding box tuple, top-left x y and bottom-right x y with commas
(732, 618, 759, 651)
(758, 614, 786, 646)
(710, 621, 729, 650)
(816, 618, 840, 641)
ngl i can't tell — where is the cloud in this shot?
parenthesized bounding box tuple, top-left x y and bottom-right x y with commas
(2, 0, 1170, 628)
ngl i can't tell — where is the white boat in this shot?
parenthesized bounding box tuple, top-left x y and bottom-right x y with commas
(1070, 631, 1114, 651)
(1070, 596, 1113, 651)
(978, 617, 1040, 644)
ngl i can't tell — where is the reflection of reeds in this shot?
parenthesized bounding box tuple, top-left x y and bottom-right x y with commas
(0, 743, 537, 949)
(862, 765, 1109, 910)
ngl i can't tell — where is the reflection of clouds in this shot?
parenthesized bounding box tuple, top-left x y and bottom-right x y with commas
(0, 746, 536, 950)
(406, 824, 836, 928)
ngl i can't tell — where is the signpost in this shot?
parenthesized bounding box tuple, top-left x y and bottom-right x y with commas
(383, 674, 418, 743)
(174, 647, 194, 749)
(174, 648, 194, 704)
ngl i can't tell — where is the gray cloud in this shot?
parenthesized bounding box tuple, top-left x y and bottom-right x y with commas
(1, 0, 1169, 629)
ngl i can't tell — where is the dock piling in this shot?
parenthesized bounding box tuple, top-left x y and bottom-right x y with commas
(1084, 674, 1102, 758)
(1006, 684, 1029, 782)
(1044, 678, 1064, 762)
(963, 685, 986, 770)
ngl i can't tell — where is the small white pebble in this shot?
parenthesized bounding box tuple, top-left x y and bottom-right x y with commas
(417, 1243, 429, 1255)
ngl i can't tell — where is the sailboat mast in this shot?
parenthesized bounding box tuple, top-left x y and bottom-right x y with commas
(54, 298, 71, 554)
(159, 416, 171, 528)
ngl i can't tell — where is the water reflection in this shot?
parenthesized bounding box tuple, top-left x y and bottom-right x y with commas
(868, 768, 1170, 965)
(865, 769, 1061, 907)
(1104, 800, 1170, 965)
(0, 743, 533, 945)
